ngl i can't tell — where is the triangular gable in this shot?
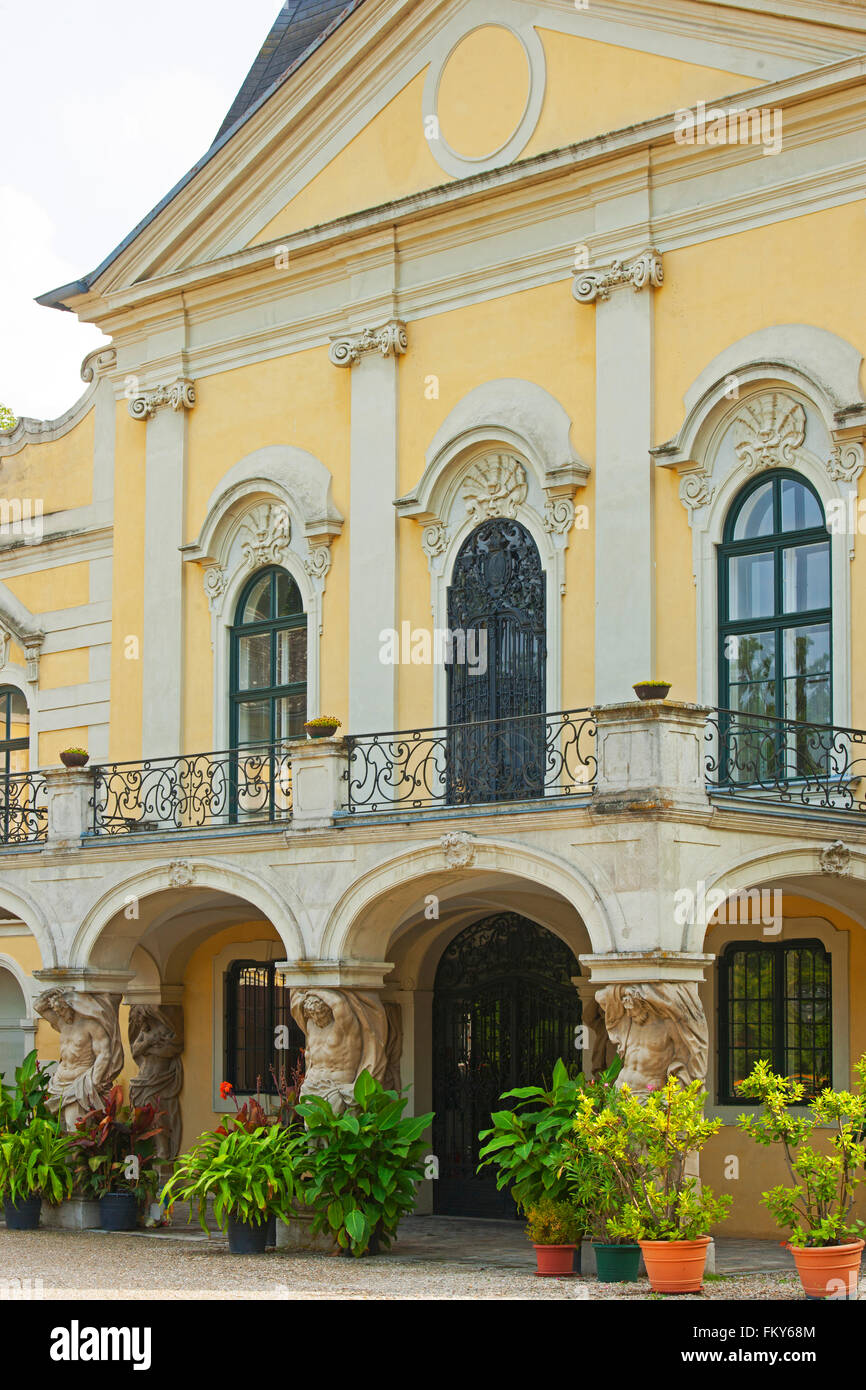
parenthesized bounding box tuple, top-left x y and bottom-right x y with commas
(39, 0, 866, 308)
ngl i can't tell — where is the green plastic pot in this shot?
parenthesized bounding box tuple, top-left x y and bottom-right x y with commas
(593, 1241, 641, 1282)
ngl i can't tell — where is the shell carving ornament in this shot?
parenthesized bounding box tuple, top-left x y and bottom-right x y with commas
(733, 393, 806, 474)
(462, 454, 528, 521)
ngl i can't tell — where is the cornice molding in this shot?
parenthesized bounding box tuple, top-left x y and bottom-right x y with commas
(328, 320, 408, 368)
(128, 378, 196, 420)
(572, 248, 664, 303)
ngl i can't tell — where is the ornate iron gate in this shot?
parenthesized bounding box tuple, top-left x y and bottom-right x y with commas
(432, 913, 581, 1218)
(446, 518, 546, 803)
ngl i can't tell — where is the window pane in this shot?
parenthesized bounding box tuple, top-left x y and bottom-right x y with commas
(726, 631, 775, 699)
(784, 947, 831, 1097)
(242, 574, 272, 624)
(781, 478, 822, 533)
(275, 695, 307, 740)
(732, 481, 774, 540)
(728, 552, 774, 620)
(275, 570, 303, 618)
(237, 633, 271, 690)
(783, 542, 829, 614)
(236, 700, 271, 745)
(727, 948, 776, 1092)
(276, 627, 307, 686)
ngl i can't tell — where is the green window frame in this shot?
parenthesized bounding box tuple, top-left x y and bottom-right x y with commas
(229, 566, 307, 748)
(0, 686, 29, 779)
(718, 939, 832, 1104)
(718, 471, 831, 729)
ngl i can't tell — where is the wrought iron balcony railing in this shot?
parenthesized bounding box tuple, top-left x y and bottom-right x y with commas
(91, 743, 293, 836)
(706, 707, 866, 815)
(342, 708, 597, 814)
(0, 772, 48, 844)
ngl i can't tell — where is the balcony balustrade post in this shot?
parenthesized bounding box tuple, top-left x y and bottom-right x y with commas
(591, 699, 710, 813)
(289, 737, 350, 829)
(43, 767, 93, 849)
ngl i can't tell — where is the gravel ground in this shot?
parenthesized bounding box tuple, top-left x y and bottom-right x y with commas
(0, 1229, 820, 1300)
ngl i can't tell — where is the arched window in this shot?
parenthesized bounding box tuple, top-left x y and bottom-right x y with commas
(718, 939, 832, 1103)
(230, 568, 307, 747)
(446, 519, 546, 802)
(719, 473, 830, 726)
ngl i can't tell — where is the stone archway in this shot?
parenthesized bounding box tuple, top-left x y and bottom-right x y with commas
(431, 912, 581, 1218)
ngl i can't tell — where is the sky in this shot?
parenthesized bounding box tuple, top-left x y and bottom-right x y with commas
(0, 0, 283, 420)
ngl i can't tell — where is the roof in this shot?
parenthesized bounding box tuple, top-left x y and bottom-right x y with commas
(214, 0, 365, 143)
(37, 0, 368, 310)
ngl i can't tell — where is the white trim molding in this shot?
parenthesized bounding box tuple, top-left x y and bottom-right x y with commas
(396, 378, 589, 722)
(654, 327, 866, 724)
(183, 445, 344, 748)
(422, 15, 546, 179)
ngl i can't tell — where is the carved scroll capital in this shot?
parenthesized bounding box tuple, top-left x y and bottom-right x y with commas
(128, 378, 196, 420)
(329, 320, 408, 368)
(573, 249, 663, 304)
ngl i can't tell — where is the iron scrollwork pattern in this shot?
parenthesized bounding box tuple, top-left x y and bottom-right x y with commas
(0, 773, 47, 845)
(343, 708, 596, 813)
(92, 743, 293, 835)
(706, 708, 866, 814)
(433, 913, 582, 1217)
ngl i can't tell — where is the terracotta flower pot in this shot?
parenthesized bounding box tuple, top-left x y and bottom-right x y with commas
(533, 1243, 577, 1277)
(639, 1235, 711, 1293)
(633, 681, 671, 702)
(304, 724, 338, 740)
(60, 750, 89, 768)
(790, 1240, 864, 1300)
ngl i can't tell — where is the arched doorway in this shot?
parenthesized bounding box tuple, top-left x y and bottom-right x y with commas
(432, 913, 581, 1217)
(447, 518, 546, 803)
(0, 967, 27, 1083)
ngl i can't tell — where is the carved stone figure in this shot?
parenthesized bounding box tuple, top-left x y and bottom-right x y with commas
(128, 1004, 185, 1159)
(383, 1002, 403, 1094)
(595, 982, 708, 1096)
(34, 990, 124, 1130)
(820, 839, 851, 876)
(462, 454, 528, 521)
(440, 831, 476, 868)
(733, 393, 806, 474)
(290, 988, 397, 1114)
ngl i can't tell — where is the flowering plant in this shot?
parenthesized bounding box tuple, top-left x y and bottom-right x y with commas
(303, 716, 341, 729)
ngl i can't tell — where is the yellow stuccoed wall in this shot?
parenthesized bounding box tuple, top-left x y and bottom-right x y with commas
(250, 28, 758, 248)
(702, 895, 866, 1238)
(395, 282, 596, 727)
(0, 411, 94, 516)
(179, 920, 284, 1149)
(653, 201, 866, 711)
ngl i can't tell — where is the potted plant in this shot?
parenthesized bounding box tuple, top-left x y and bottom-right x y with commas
(161, 1119, 303, 1254)
(59, 747, 89, 768)
(71, 1085, 164, 1231)
(477, 1055, 622, 1213)
(563, 1147, 641, 1283)
(737, 1057, 866, 1300)
(633, 680, 672, 701)
(525, 1197, 584, 1276)
(571, 1076, 731, 1292)
(0, 1117, 75, 1228)
(303, 716, 341, 740)
(296, 1070, 432, 1257)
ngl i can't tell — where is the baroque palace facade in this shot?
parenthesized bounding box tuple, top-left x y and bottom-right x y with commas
(2, 0, 866, 1232)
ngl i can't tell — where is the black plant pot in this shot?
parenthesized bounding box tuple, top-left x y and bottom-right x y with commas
(99, 1193, 139, 1231)
(228, 1215, 269, 1255)
(4, 1195, 42, 1230)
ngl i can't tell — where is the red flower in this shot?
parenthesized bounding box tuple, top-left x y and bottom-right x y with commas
(220, 1081, 233, 1099)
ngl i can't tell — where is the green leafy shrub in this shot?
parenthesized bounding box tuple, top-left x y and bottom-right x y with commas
(297, 1070, 432, 1257)
(70, 1084, 163, 1200)
(161, 1120, 304, 1232)
(0, 1118, 75, 1206)
(0, 1050, 54, 1130)
(525, 1197, 584, 1246)
(568, 1076, 732, 1242)
(477, 1055, 622, 1215)
(736, 1057, 866, 1248)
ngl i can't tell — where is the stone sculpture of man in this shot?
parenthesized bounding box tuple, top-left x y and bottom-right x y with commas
(290, 988, 392, 1114)
(595, 982, 708, 1097)
(34, 989, 124, 1130)
(128, 1004, 184, 1159)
